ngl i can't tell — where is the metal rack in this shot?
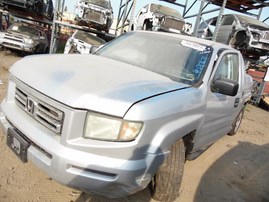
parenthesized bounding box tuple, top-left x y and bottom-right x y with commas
(1, 0, 269, 49)
(1, 0, 269, 104)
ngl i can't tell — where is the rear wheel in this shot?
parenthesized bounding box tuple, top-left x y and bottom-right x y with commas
(149, 139, 185, 202)
(228, 107, 244, 136)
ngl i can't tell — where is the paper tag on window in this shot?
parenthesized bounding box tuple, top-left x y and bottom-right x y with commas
(181, 40, 206, 52)
(12, 26, 18, 31)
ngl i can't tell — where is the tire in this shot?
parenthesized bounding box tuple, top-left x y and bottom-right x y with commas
(228, 107, 244, 136)
(143, 21, 152, 31)
(149, 139, 185, 202)
(33, 45, 39, 54)
(44, 47, 49, 54)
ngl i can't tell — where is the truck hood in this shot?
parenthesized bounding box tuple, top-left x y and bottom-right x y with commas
(10, 54, 189, 117)
(81, 1, 112, 13)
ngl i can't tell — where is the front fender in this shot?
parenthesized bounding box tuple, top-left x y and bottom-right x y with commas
(148, 113, 204, 154)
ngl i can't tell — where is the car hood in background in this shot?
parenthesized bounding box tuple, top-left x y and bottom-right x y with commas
(5, 31, 32, 39)
(10, 54, 189, 117)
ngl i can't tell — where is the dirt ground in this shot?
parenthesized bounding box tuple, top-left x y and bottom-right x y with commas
(0, 50, 268, 202)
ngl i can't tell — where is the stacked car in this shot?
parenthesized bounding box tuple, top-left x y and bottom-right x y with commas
(0, 0, 54, 21)
(64, 30, 105, 54)
(0, 22, 49, 54)
(198, 14, 269, 60)
(133, 3, 189, 35)
(74, 0, 113, 33)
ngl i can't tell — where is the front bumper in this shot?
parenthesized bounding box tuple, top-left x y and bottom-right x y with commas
(249, 40, 269, 52)
(0, 101, 156, 197)
(0, 39, 35, 52)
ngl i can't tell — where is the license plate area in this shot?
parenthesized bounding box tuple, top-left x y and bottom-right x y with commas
(7, 128, 30, 163)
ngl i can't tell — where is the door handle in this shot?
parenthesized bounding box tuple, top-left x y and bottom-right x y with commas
(234, 98, 240, 108)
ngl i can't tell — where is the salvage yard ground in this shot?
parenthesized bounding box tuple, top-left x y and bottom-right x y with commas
(0, 50, 268, 202)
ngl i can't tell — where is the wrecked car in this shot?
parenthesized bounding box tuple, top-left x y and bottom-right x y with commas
(198, 14, 269, 59)
(0, 0, 53, 21)
(133, 3, 188, 34)
(0, 31, 252, 201)
(74, 0, 113, 33)
(64, 30, 106, 54)
(0, 22, 49, 53)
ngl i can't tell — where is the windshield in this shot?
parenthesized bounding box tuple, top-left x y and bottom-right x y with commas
(96, 32, 212, 85)
(74, 31, 105, 45)
(150, 4, 183, 19)
(237, 15, 269, 28)
(84, 0, 112, 9)
(8, 24, 38, 36)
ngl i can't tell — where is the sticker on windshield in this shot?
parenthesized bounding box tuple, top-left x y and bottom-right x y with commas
(12, 26, 18, 31)
(181, 40, 206, 52)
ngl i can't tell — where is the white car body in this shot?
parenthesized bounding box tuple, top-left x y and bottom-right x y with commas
(133, 3, 187, 34)
(74, 0, 113, 32)
(64, 30, 105, 54)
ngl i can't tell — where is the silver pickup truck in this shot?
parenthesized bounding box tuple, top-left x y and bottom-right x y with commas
(0, 31, 252, 201)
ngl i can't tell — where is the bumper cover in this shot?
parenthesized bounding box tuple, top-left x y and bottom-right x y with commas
(0, 103, 156, 197)
(0, 39, 35, 52)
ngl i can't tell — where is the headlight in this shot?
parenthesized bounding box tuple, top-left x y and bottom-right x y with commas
(251, 32, 261, 41)
(106, 10, 113, 18)
(84, 113, 143, 141)
(24, 38, 34, 44)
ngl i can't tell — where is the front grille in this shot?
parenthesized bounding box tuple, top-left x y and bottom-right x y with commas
(4, 34, 24, 43)
(162, 17, 185, 31)
(85, 9, 105, 23)
(15, 87, 64, 134)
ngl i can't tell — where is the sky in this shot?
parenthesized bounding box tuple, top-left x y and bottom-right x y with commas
(65, 0, 269, 26)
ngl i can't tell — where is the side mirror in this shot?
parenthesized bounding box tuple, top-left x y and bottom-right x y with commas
(211, 78, 239, 96)
(89, 45, 100, 54)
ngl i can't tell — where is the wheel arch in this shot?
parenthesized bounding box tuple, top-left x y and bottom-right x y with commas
(230, 30, 250, 48)
(148, 114, 202, 155)
(142, 19, 153, 30)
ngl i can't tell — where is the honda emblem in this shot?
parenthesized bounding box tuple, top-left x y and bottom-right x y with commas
(26, 97, 36, 115)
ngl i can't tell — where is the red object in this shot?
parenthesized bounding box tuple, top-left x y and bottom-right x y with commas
(247, 69, 269, 94)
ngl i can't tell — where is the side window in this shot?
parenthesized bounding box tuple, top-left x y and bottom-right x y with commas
(139, 5, 148, 16)
(213, 53, 239, 82)
(222, 16, 235, 26)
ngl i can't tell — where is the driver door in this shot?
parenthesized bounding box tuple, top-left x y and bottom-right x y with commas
(194, 50, 244, 150)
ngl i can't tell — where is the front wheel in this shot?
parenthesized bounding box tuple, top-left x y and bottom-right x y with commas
(34, 45, 40, 54)
(143, 21, 152, 31)
(228, 107, 245, 136)
(149, 139, 185, 202)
